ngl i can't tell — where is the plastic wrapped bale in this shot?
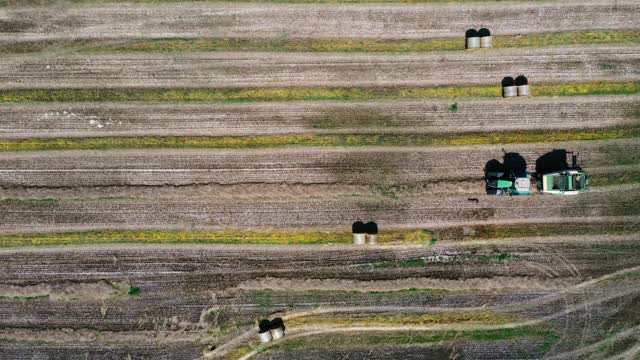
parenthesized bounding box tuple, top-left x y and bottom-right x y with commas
(270, 318, 285, 339)
(479, 28, 492, 48)
(352, 221, 366, 245)
(365, 221, 378, 245)
(465, 29, 480, 49)
(515, 75, 531, 96)
(502, 77, 517, 98)
(258, 319, 273, 343)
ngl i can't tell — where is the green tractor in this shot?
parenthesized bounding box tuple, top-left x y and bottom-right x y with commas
(485, 152, 532, 196)
(486, 170, 532, 196)
(535, 150, 589, 195)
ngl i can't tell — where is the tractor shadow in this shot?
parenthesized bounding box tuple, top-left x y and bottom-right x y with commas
(484, 152, 527, 194)
(536, 149, 571, 176)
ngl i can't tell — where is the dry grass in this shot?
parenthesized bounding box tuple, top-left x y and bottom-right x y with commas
(286, 312, 515, 327)
(0, 229, 430, 248)
(1, 127, 638, 151)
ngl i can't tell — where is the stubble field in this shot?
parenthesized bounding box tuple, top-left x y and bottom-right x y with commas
(0, 0, 639, 359)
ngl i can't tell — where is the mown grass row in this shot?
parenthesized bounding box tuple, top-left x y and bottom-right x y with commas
(229, 327, 558, 359)
(3, 31, 637, 55)
(471, 222, 640, 240)
(1, 126, 639, 151)
(0, 81, 637, 104)
(0, 229, 431, 248)
(286, 311, 516, 327)
(3, 221, 640, 248)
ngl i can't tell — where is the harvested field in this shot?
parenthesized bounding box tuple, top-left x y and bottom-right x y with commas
(0, 140, 637, 188)
(1, 0, 639, 358)
(0, 187, 639, 232)
(1, 96, 638, 139)
(1, 1, 638, 41)
(1, 239, 639, 359)
(1, 46, 639, 89)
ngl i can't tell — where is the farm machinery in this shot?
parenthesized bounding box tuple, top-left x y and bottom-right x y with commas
(536, 151, 589, 195)
(486, 150, 589, 196)
(486, 169, 532, 196)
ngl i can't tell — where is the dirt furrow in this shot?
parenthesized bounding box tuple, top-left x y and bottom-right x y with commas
(0, 96, 637, 139)
(1, 1, 638, 41)
(0, 140, 636, 189)
(1, 46, 638, 89)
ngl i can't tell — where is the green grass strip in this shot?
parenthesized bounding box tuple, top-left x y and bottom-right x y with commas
(260, 327, 558, 354)
(1, 127, 638, 152)
(471, 222, 640, 240)
(3, 31, 638, 55)
(0, 82, 637, 104)
(0, 229, 431, 248)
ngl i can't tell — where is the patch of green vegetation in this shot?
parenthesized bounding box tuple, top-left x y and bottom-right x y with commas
(287, 311, 515, 328)
(0, 82, 637, 104)
(0, 198, 60, 203)
(472, 222, 640, 240)
(2, 31, 638, 54)
(265, 327, 558, 353)
(1, 126, 639, 152)
(0, 229, 428, 248)
(0, 294, 50, 301)
(590, 170, 640, 187)
(449, 102, 458, 112)
(127, 287, 141, 296)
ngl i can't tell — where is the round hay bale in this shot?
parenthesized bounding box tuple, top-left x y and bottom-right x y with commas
(479, 28, 492, 48)
(465, 29, 480, 49)
(501, 77, 517, 98)
(258, 319, 273, 343)
(516, 76, 531, 96)
(353, 221, 366, 245)
(270, 318, 285, 339)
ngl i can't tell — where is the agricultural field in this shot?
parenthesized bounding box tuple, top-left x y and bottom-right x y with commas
(0, 0, 639, 359)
